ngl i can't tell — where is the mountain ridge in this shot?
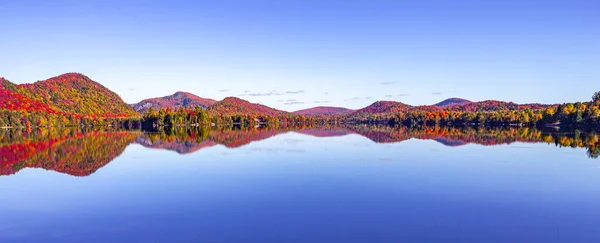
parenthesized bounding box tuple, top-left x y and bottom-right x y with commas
(1, 73, 561, 123)
(128, 91, 554, 115)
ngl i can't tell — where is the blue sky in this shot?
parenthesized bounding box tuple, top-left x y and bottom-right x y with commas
(0, 0, 598, 111)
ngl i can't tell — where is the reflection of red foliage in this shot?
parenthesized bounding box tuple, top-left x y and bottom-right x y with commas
(0, 138, 66, 175)
(353, 129, 411, 143)
(0, 132, 139, 176)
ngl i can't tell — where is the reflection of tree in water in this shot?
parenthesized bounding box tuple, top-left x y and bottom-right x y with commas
(0, 128, 140, 176)
(138, 125, 600, 159)
(137, 126, 290, 153)
(588, 145, 600, 159)
(1, 125, 599, 177)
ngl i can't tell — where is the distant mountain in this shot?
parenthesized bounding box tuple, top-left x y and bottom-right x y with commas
(434, 98, 472, 107)
(131, 91, 217, 113)
(208, 97, 287, 116)
(292, 106, 354, 116)
(1, 73, 138, 118)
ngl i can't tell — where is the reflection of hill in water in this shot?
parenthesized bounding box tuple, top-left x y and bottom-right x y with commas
(0, 130, 140, 176)
(2, 125, 599, 177)
(139, 125, 600, 159)
(433, 137, 468, 147)
(135, 128, 289, 154)
(135, 136, 218, 154)
(209, 129, 287, 148)
(293, 129, 353, 138)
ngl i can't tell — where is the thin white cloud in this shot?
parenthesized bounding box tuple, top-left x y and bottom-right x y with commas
(283, 99, 304, 105)
(285, 90, 305, 94)
(349, 96, 371, 101)
(247, 90, 284, 96)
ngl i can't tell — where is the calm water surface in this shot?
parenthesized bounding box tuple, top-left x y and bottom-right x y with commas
(1, 126, 600, 242)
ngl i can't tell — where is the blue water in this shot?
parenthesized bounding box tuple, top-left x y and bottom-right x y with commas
(1, 129, 600, 242)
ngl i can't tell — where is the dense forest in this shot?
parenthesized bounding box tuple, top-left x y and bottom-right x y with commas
(141, 106, 321, 129)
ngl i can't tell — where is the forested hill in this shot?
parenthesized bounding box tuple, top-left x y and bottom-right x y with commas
(1, 78, 62, 114)
(434, 98, 472, 107)
(207, 97, 287, 116)
(443, 100, 552, 112)
(353, 101, 412, 115)
(1, 73, 138, 118)
(292, 106, 354, 116)
(131, 91, 217, 113)
(2, 73, 598, 129)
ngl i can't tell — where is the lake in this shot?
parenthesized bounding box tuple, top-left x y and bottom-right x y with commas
(1, 125, 600, 242)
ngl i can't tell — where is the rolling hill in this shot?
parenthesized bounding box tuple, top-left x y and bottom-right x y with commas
(350, 101, 412, 116)
(292, 106, 354, 116)
(1, 73, 138, 118)
(1, 72, 559, 126)
(131, 91, 217, 113)
(434, 98, 472, 107)
(445, 100, 551, 112)
(207, 97, 288, 116)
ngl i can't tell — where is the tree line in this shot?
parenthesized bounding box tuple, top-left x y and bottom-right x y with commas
(348, 92, 600, 128)
(140, 106, 338, 130)
(0, 109, 141, 129)
(3, 91, 598, 130)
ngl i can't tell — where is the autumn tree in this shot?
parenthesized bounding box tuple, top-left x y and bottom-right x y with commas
(593, 91, 600, 103)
